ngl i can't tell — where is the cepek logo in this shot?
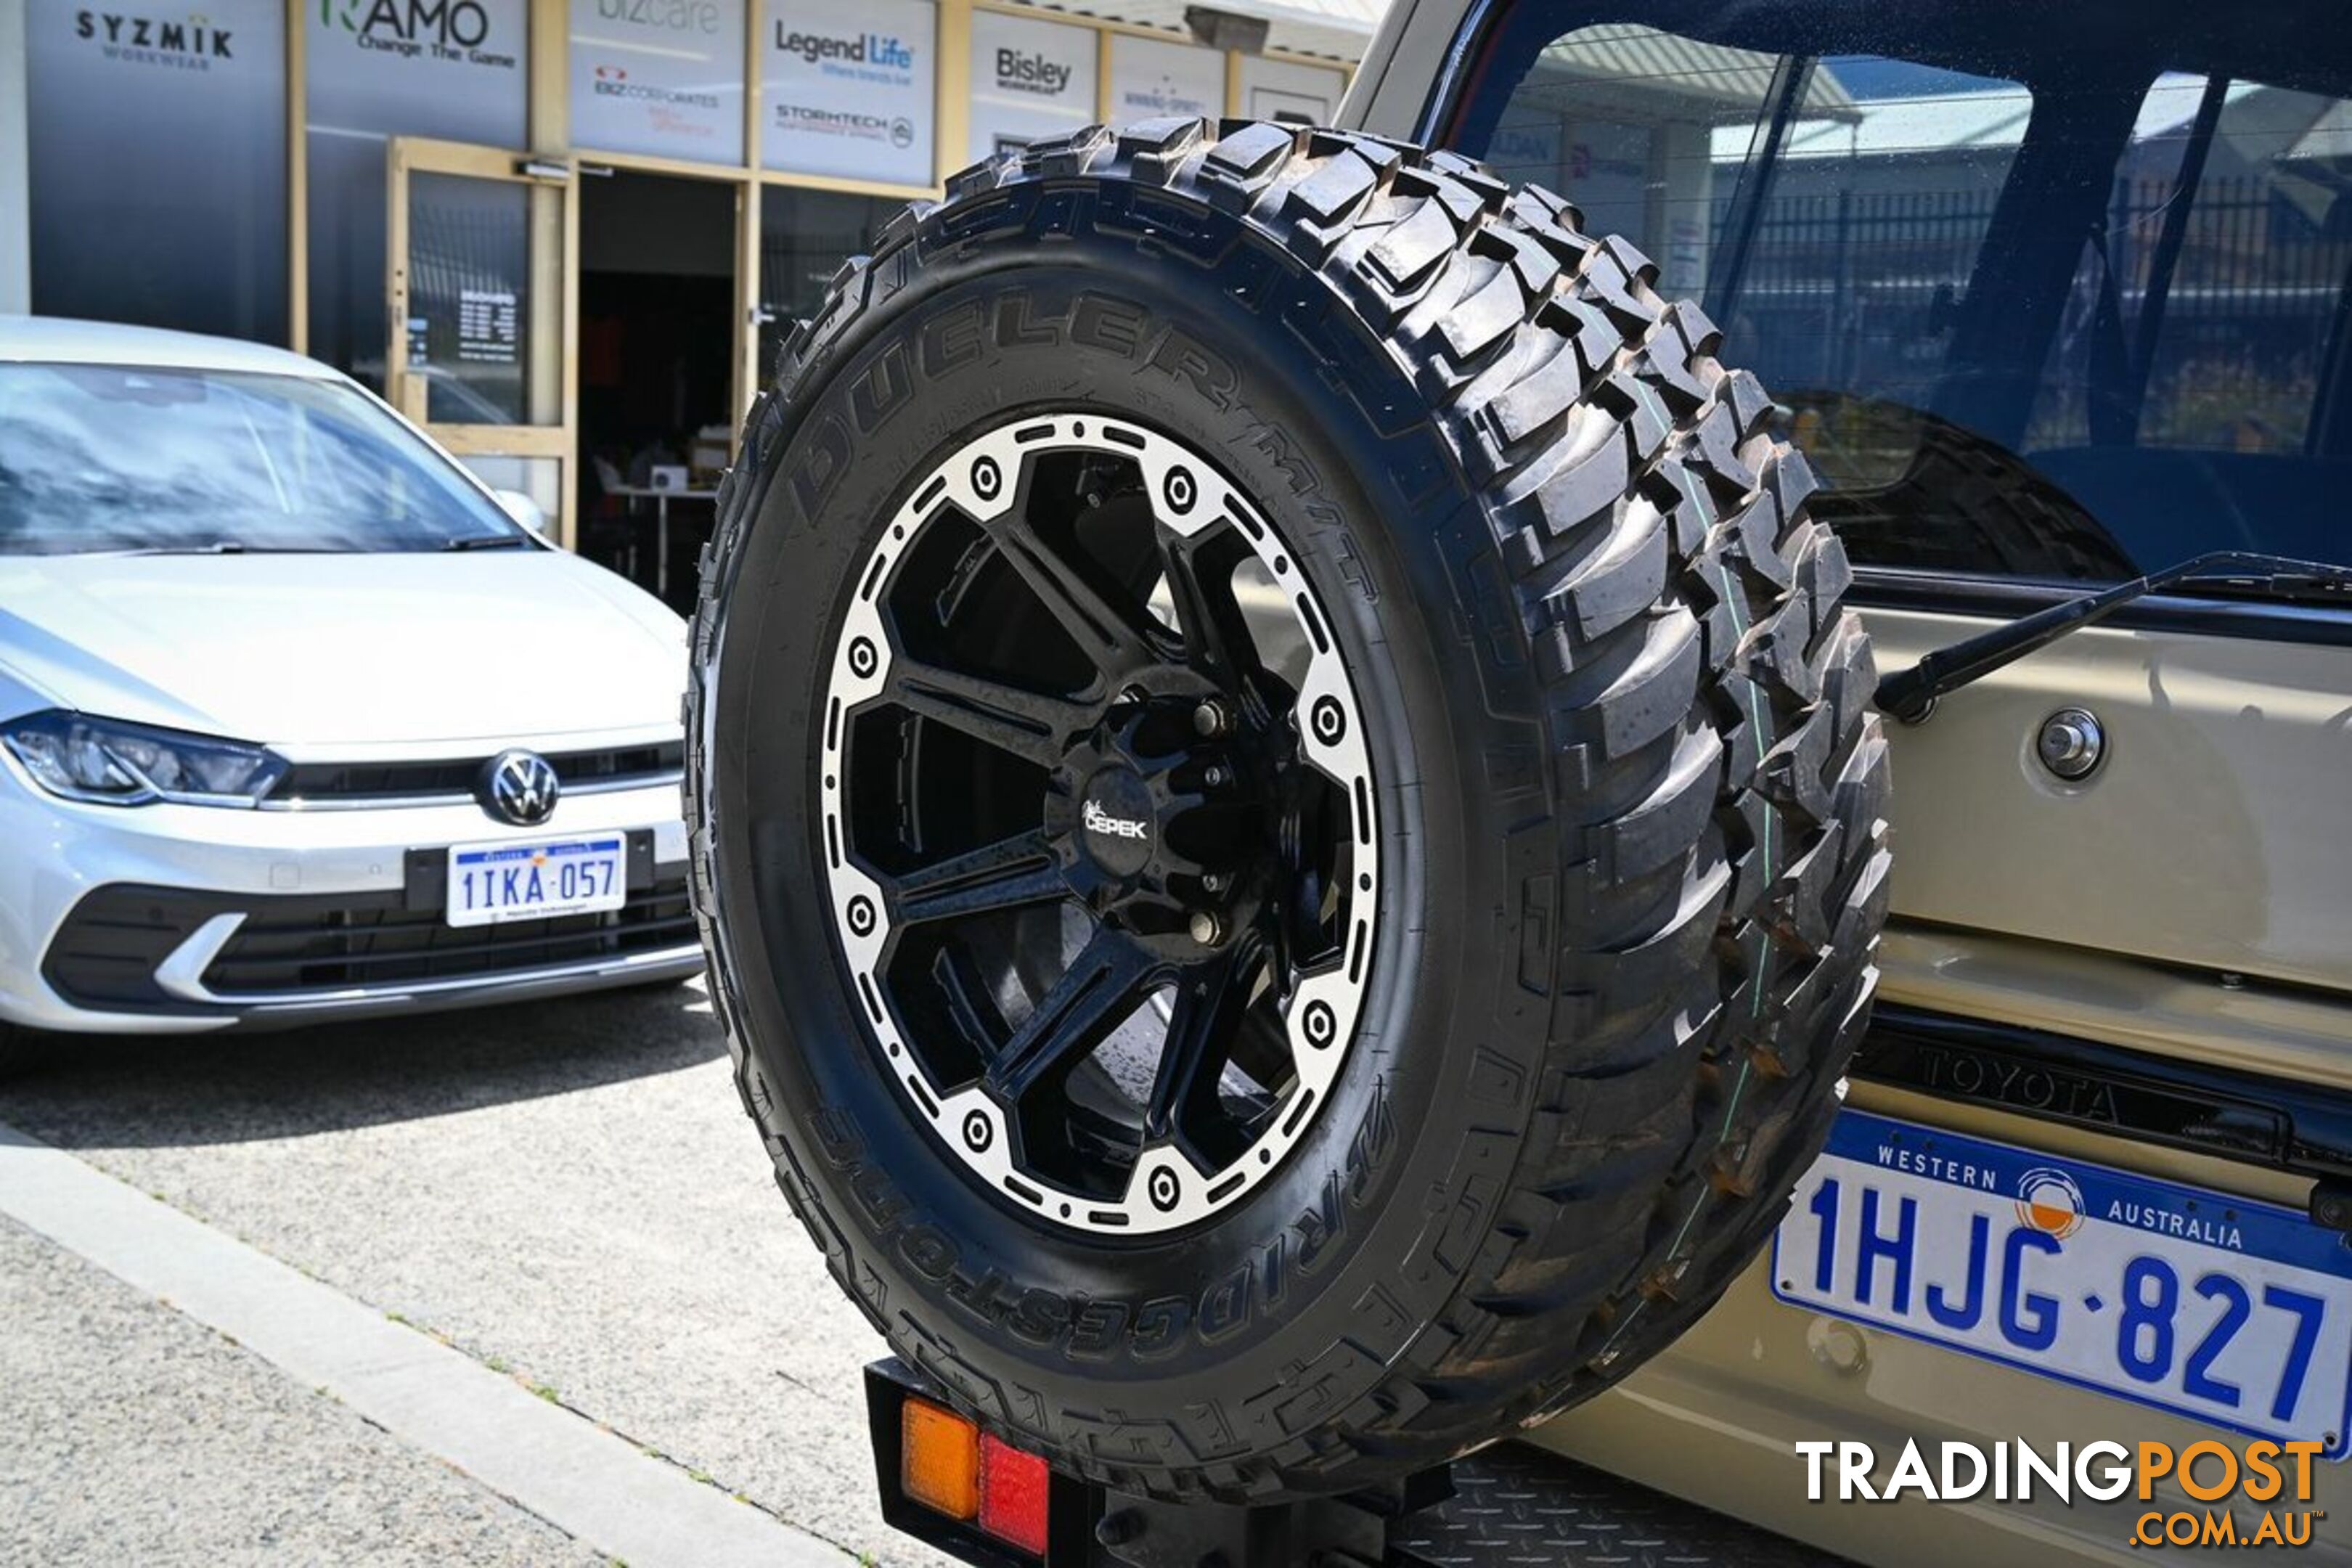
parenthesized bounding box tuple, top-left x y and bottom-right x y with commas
(994, 47, 1071, 97)
(1082, 799, 1149, 842)
(595, 0, 719, 33)
(73, 9, 234, 62)
(775, 25, 913, 70)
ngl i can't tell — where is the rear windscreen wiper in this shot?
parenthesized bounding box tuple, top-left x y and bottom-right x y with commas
(1875, 550, 2352, 723)
(2168, 565, 2352, 600)
(90, 541, 248, 557)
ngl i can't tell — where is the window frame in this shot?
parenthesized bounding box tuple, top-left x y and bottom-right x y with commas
(1416, 0, 2352, 641)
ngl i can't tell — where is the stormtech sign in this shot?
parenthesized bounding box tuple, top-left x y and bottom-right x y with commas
(772, 103, 915, 148)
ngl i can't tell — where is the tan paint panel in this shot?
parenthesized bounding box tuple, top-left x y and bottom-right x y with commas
(1864, 605, 2352, 995)
(1879, 926, 2352, 1091)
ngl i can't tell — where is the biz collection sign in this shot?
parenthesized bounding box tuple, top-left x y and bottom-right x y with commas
(965, 9, 1095, 164)
(1106, 34, 1222, 123)
(761, 0, 936, 186)
(570, 0, 746, 163)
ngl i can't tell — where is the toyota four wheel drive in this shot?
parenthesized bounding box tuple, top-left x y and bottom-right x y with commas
(685, 0, 2352, 1561)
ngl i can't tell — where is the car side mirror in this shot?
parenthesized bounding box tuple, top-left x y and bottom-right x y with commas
(491, 489, 548, 536)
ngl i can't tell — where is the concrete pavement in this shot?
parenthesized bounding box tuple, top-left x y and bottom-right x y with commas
(0, 1215, 603, 1567)
(0, 979, 955, 1567)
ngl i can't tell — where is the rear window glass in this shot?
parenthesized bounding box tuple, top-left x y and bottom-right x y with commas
(1448, 4, 2352, 584)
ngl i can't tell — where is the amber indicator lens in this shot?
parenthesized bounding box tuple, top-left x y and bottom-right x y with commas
(899, 1398, 979, 1520)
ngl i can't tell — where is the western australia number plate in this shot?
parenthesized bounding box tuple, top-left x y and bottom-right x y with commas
(446, 836, 626, 928)
(1773, 1111, 2352, 1454)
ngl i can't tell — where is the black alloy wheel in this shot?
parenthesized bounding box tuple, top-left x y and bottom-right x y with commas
(817, 414, 1377, 1233)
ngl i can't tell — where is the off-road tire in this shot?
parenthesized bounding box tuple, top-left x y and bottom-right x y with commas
(687, 118, 1892, 1502)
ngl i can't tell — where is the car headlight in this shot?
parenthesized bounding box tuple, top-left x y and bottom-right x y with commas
(1, 710, 288, 807)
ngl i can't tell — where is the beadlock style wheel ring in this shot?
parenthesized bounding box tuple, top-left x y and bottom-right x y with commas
(818, 413, 1378, 1236)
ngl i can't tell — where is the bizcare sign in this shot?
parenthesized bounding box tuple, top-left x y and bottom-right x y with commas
(965, 9, 1093, 163)
(568, 0, 745, 163)
(762, 0, 936, 185)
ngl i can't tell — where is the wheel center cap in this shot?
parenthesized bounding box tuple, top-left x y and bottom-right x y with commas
(1077, 766, 1156, 877)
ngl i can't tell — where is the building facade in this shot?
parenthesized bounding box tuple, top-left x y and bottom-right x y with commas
(3, 0, 1365, 550)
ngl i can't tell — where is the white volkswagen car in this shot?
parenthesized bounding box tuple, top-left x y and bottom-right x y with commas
(0, 317, 701, 1064)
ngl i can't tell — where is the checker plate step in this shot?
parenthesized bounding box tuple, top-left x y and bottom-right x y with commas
(1388, 1443, 1853, 1568)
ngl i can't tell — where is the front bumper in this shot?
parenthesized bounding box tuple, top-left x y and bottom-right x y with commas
(0, 761, 698, 1034)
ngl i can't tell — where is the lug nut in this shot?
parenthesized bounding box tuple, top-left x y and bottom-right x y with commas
(1201, 872, 1228, 894)
(1192, 699, 1230, 738)
(1188, 911, 1222, 946)
(1204, 764, 1228, 787)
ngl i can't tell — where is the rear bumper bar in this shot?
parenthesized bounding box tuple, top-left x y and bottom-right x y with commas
(862, 1357, 1844, 1567)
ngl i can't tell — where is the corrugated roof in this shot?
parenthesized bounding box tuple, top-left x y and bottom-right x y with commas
(2132, 73, 2267, 142)
(1719, 75, 2346, 168)
(1519, 24, 1857, 126)
(1712, 87, 2033, 161)
(2288, 97, 2352, 163)
(1003, 0, 1376, 64)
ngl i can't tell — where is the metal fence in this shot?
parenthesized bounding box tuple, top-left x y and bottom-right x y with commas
(1720, 175, 2352, 450)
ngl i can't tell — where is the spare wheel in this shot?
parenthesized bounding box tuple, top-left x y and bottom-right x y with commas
(687, 118, 1895, 1502)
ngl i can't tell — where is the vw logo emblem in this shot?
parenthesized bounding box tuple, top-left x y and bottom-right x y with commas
(481, 748, 560, 827)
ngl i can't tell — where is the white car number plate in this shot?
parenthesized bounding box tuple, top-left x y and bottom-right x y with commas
(446, 836, 626, 928)
(1773, 1111, 2352, 1454)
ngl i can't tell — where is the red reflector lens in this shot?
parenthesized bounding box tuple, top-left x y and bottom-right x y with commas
(978, 1433, 1050, 1556)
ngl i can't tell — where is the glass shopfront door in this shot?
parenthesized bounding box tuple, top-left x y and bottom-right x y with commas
(385, 138, 575, 542)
